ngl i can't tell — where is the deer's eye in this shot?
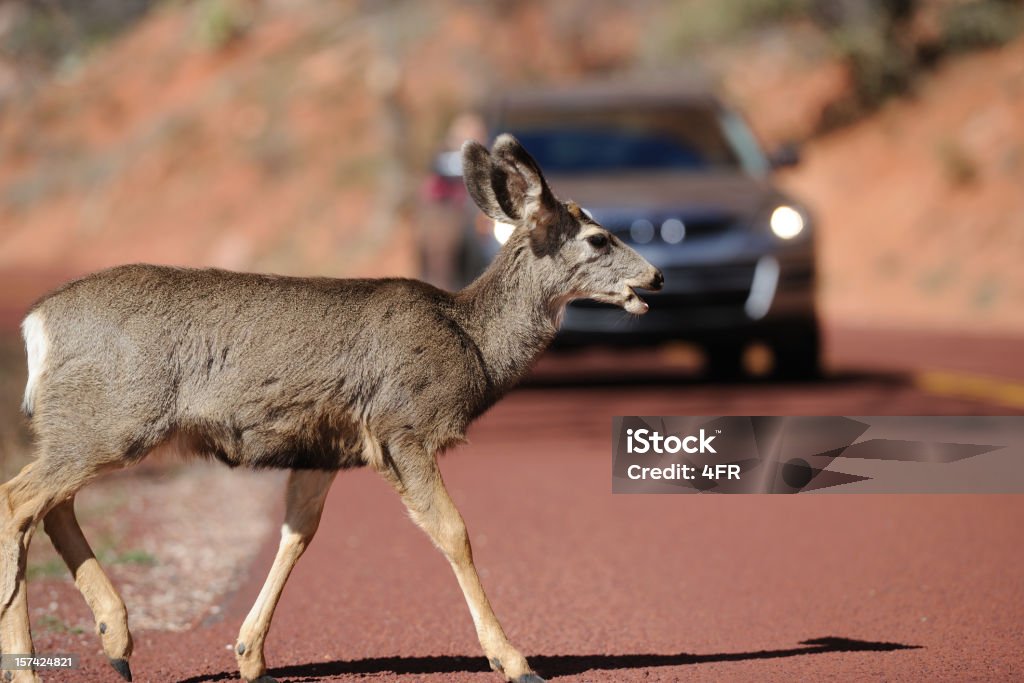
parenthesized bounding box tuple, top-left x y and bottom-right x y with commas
(586, 233, 609, 250)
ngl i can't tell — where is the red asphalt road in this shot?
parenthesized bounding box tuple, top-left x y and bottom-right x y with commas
(32, 328, 1024, 681)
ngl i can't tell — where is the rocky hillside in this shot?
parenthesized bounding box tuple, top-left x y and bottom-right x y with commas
(0, 0, 1021, 333)
(783, 38, 1024, 334)
(0, 0, 647, 324)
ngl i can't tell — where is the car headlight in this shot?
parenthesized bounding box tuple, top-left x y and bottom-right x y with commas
(769, 205, 805, 239)
(493, 220, 515, 245)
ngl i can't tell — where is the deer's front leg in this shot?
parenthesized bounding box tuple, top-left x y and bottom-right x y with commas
(389, 458, 545, 683)
(235, 469, 336, 683)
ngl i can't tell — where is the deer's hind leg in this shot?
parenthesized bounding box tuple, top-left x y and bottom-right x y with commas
(0, 458, 96, 683)
(42, 498, 133, 681)
(235, 468, 337, 683)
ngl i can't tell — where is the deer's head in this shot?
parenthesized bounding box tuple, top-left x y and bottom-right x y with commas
(462, 134, 663, 316)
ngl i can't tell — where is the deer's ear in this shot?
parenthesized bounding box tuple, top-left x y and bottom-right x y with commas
(461, 140, 513, 223)
(489, 134, 559, 236)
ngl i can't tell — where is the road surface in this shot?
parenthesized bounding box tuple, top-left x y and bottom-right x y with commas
(27, 327, 1024, 681)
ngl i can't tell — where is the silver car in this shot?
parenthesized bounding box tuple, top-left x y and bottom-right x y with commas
(435, 82, 820, 377)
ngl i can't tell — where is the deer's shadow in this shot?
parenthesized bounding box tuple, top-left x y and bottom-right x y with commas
(178, 636, 920, 682)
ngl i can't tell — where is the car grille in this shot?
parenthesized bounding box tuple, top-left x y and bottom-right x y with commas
(604, 212, 736, 245)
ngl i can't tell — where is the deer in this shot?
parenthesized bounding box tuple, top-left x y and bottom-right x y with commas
(0, 134, 662, 683)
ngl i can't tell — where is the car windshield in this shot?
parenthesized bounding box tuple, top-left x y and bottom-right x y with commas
(500, 104, 766, 176)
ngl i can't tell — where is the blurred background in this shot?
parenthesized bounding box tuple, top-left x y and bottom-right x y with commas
(0, 0, 1022, 332)
(0, 1, 1023, 675)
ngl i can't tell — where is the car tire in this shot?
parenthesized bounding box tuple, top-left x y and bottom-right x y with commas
(773, 322, 822, 380)
(704, 341, 745, 380)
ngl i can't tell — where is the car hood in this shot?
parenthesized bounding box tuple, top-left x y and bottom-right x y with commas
(547, 171, 776, 217)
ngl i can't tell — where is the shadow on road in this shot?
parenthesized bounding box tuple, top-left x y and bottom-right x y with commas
(178, 636, 920, 682)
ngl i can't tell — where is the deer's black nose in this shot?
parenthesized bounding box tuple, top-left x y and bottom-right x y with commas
(650, 269, 664, 291)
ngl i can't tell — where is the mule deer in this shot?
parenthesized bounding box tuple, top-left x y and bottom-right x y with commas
(0, 135, 662, 683)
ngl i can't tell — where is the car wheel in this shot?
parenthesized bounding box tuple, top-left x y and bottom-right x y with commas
(773, 322, 822, 379)
(704, 341, 745, 380)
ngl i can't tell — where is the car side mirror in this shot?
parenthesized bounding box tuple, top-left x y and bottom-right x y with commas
(769, 142, 801, 169)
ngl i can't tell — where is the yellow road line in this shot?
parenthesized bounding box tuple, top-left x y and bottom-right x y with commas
(916, 370, 1024, 410)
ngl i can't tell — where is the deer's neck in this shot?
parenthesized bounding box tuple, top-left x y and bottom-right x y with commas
(455, 238, 563, 395)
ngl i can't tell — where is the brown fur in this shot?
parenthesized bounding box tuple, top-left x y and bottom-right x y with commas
(0, 135, 660, 683)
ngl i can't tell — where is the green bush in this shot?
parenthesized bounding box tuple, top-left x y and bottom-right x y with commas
(942, 0, 1024, 52)
(0, 0, 158, 69)
(830, 22, 914, 108)
(936, 138, 980, 186)
(193, 0, 253, 51)
(656, 0, 812, 53)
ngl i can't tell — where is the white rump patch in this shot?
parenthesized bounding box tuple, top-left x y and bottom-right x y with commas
(21, 311, 48, 416)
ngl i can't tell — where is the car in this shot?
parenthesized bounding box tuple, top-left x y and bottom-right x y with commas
(431, 81, 821, 378)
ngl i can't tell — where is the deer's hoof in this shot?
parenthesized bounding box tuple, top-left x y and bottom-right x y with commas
(108, 658, 132, 682)
(246, 677, 279, 683)
(516, 675, 547, 683)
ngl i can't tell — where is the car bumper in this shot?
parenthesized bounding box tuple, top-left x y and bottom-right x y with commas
(554, 252, 817, 347)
